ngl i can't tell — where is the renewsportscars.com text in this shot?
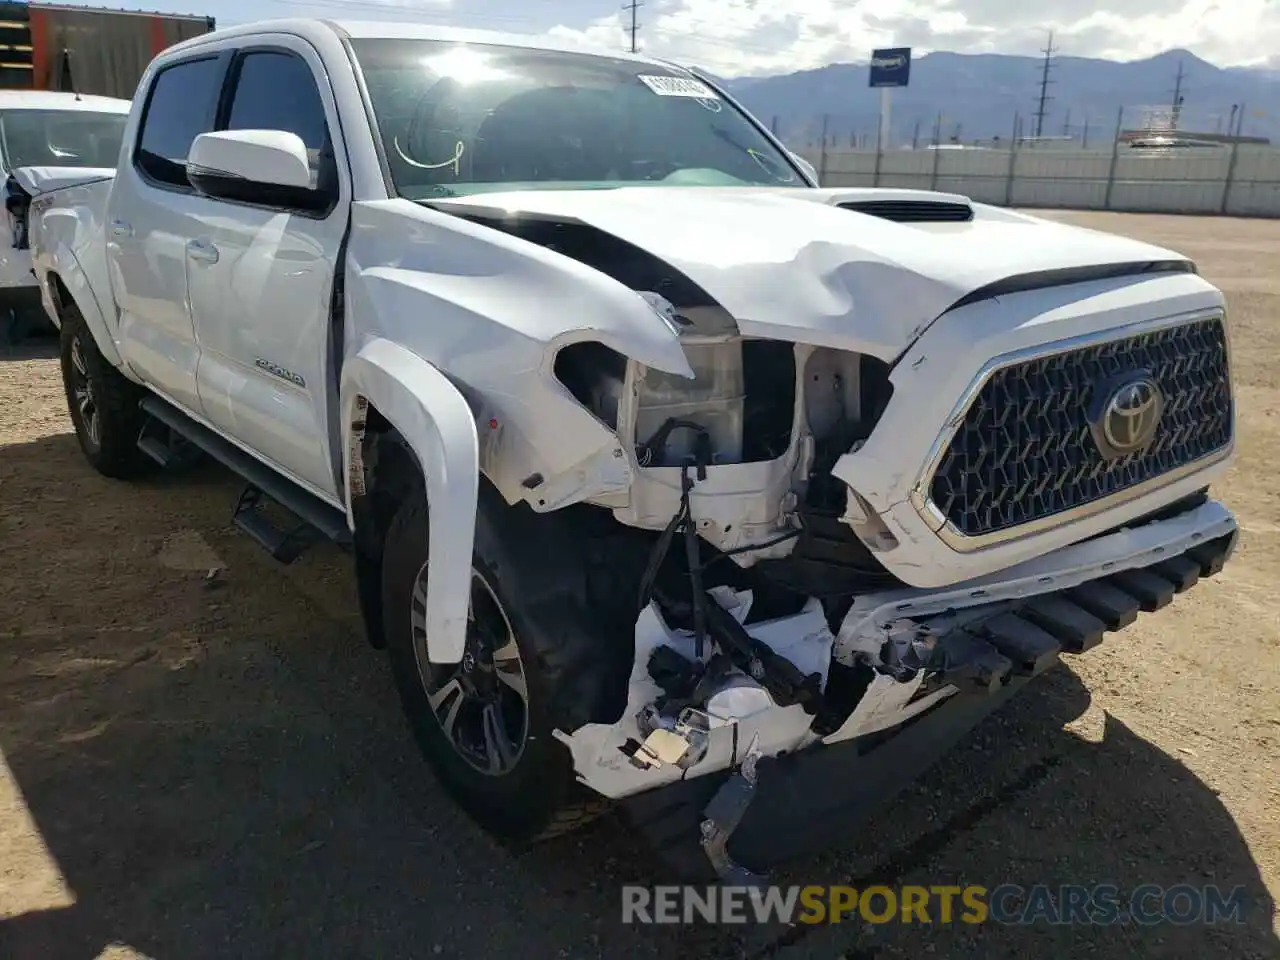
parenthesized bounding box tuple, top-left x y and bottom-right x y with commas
(622, 884, 1250, 926)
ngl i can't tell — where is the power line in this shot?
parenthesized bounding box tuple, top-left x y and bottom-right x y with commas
(623, 0, 642, 53)
(262, 0, 778, 64)
(1032, 29, 1055, 139)
(1171, 58, 1186, 130)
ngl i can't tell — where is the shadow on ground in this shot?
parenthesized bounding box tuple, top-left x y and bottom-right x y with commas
(0, 432, 1274, 959)
(0, 329, 57, 362)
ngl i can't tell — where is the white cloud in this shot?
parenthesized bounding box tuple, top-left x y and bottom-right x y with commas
(546, 0, 1280, 76)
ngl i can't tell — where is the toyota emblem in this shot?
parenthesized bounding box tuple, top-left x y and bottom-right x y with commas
(1101, 377, 1163, 455)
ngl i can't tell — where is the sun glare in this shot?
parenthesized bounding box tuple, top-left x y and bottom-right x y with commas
(422, 46, 512, 84)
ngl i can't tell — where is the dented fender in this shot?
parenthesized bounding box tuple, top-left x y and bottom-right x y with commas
(345, 198, 693, 508)
(341, 338, 479, 665)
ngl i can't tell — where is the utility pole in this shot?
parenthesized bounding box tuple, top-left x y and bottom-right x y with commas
(623, 0, 642, 53)
(1033, 29, 1056, 139)
(1062, 107, 1071, 137)
(1170, 59, 1185, 130)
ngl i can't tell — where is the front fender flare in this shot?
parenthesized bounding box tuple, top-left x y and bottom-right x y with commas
(341, 338, 479, 665)
(45, 245, 124, 368)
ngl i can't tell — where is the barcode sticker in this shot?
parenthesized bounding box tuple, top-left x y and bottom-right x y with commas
(637, 74, 719, 99)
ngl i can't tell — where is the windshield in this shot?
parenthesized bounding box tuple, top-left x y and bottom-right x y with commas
(0, 109, 126, 170)
(349, 39, 806, 200)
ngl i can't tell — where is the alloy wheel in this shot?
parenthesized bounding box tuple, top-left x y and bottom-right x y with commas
(68, 334, 100, 448)
(410, 566, 530, 776)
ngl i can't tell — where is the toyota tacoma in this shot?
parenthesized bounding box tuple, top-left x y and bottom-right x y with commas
(22, 19, 1238, 880)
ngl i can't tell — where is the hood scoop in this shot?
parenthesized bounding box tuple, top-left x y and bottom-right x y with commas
(838, 199, 974, 223)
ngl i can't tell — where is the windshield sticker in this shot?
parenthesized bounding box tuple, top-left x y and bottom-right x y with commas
(637, 75, 720, 99)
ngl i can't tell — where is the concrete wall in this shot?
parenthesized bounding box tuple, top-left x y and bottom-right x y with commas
(795, 144, 1280, 217)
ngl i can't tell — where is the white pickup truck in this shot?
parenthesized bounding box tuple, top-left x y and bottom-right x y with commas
(0, 90, 130, 339)
(24, 19, 1239, 878)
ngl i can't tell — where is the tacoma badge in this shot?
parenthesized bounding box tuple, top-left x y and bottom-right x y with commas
(255, 358, 306, 388)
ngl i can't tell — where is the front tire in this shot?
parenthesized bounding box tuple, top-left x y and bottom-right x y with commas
(381, 485, 617, 843)
(58, 302, 153, 479)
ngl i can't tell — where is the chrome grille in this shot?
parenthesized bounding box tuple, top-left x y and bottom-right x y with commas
(927, 317, 1232, 539)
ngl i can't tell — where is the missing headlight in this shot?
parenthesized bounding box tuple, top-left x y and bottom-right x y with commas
(634, 338, 798, 467)
(636, 339, 745, 466)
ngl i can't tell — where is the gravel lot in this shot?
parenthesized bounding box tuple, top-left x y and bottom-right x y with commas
(0, 211, 1277, 959)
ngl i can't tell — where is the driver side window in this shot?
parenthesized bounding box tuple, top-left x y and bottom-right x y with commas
(220, 49, 335, 197)
(135, 55, 223, 189)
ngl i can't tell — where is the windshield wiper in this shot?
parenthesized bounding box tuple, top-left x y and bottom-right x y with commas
(708, 126, 790, 181)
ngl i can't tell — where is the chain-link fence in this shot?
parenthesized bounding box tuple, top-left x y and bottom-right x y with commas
(786, 106, 1280, 217)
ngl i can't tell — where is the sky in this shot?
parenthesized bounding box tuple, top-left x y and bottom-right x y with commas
(81, 0, 1280, 78)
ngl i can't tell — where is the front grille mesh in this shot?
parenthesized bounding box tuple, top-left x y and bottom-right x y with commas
(928, 317, 1232, 538)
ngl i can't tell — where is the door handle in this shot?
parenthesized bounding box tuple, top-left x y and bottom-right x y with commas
(186, 237, 219, 264)
(109, 218, 133, 238)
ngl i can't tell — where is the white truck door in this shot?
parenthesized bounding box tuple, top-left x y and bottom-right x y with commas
(106, 53, 229, 415)
(186, 41, 348, 501)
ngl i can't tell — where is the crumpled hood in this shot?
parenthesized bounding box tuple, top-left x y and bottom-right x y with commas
(10, 165, 115, 197)
(432, 186, 1191, 360)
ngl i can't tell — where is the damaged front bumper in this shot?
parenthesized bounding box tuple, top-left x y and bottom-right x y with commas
(555, 497, 1238, 878)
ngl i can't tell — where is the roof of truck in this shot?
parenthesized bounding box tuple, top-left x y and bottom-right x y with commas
(331, 19, 668, 63)
(0, 91, 131, 113)
(167, 17, 676, 69)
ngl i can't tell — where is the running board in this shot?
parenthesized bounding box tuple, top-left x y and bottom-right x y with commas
(233, 485, 321, 564)
(138, 395, 351, 562)
(136, 415, 203, 470)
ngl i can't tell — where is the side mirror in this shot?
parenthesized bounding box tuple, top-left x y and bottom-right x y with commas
(187, 129, 324, 210)
(788, 151, 819, 186)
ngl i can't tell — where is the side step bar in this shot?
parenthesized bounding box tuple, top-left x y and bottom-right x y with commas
(137, 414, 204, 470)
(138, 395, 351, 562)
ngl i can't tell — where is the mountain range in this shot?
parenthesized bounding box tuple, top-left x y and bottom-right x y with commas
(711, 49, 1280, 148)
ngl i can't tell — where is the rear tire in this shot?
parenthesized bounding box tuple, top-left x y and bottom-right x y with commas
(381, 483, 620, 843)
(58, 301, 153, 479)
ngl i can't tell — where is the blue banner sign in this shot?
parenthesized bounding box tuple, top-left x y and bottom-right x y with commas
(869, 47, 912, 87)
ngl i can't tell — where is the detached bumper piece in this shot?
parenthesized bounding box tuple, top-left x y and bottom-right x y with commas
(624, 528, 1238, 881)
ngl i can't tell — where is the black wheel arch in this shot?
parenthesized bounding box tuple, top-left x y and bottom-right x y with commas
(350, 406, 418, 650)
(352, 400, 641, 730)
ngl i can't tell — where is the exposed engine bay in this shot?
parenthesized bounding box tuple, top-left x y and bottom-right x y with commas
(440, 208, 962, 820)
(4, 175, 32, 251)
(459, 209, 901, 575)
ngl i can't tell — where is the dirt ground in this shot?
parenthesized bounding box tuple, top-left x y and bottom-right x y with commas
(0, 211, 1277, 960)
